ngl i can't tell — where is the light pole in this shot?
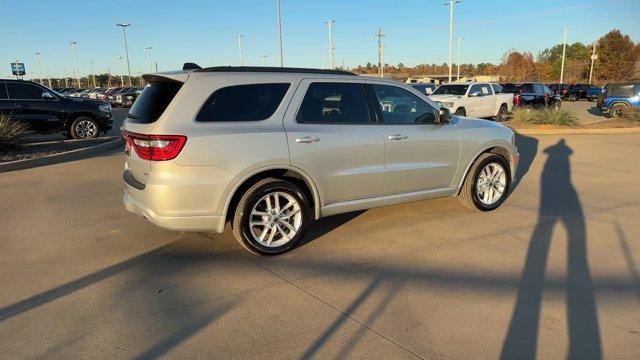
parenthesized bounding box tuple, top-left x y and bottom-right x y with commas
(560, 27, 571, 85)
(90, 58, 96, 87)
(70, 42, 80, 88)
(445, 0, 460, 83)
(236, 34, 244, 66)
(375, 27, 385, 78)
(589, 39, 598, 84)
(116, 56, 124, 86)
(116, 23, 132, 86)
(325, 20, 335, 69)
(260, 55, 268, 66)
(456, 37, 463, 81)
(145, 46, 154, 73)
(276, 0, 284, 67)
(35, 52, 43, 85)
(107, 67, 112, 87)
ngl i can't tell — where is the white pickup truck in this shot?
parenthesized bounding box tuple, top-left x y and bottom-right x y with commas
(429, 82, 513, 122)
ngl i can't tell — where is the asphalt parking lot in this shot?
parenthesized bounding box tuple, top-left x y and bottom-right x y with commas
(1, 132, 639, 359)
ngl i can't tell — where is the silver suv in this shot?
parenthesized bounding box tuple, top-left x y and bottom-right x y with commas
(122, 66, 519, 255)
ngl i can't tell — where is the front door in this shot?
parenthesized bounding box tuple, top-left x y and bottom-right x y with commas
(6, 82, 62, 132)
(283, 80, 386, 205)
(367, 83, 461, 195)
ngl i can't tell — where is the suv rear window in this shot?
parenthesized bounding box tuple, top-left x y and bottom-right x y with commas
(196, 83, 290, 122)
(127, 83, 182, 124)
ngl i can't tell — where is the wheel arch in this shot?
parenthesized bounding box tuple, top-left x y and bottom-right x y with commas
(456, 145, 512, 195)
(223, 166, 321, 223)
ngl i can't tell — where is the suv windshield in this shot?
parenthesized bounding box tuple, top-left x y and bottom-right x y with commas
(432, 84, 469, 96)
(127, 82, 182, 124)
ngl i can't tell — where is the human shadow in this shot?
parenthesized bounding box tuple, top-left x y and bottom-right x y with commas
(587, 107, 605, 117)
(501, 139, 602, 360)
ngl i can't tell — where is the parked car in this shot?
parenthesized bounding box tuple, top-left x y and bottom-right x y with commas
(500, 82, 562, 108)
(600, 82, 640, 118)
(567, 84, 600, 101)
(548, 83, 570, 97)
(0, 79, 113, 139)
(114, 87, 144, 107)
(410, 83, 437, 95)
(121, 66, 519, 255)
(428, 82, 513, 121)
(107, 87, 132, 105)
(95, 87, 121, 101)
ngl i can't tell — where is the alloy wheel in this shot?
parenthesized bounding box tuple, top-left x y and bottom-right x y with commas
(74, 120, 97, 139)
(248, 191, 302, 247)
(476, 162, 507, 206)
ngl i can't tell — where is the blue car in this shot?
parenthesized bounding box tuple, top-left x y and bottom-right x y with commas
(601, 82, 640, 118)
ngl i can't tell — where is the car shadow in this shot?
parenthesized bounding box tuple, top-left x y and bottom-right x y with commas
(512, 134, 538, 191)
(501, 139, 602, 360)
(587, 106, 605, 117)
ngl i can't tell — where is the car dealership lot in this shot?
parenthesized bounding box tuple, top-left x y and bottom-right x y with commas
(1, 133, 639, 359)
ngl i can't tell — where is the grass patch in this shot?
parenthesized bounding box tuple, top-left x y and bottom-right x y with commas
(511, 107, 578, 127)
(621, 107, 640, 122)
(0, 115, 29, 150)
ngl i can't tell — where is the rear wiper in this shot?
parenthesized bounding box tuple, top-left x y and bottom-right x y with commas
(126, 113, 140, 120)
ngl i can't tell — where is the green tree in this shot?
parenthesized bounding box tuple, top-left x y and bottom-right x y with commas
(538, 42, 590, 82)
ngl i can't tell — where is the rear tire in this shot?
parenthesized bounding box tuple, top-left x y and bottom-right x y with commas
(69, 116, 100, 139)
(458, 153, 511, 212)
(608, 104, 626, 118)
(568, 94, 578, 102)
(493, 104, 508, 122)
(454, 108, 466, 116)
(231, 178, 310, 255)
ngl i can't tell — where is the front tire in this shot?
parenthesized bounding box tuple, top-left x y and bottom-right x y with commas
(232, 178, 310, 255)
(69, 116, 100, 139)
(608, 104, 625, 118)
(458, 153, 511, 211)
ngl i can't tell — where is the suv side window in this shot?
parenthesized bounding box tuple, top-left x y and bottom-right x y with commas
(371, 84, 437, 124)
(6, 82, 43, 100)
(543, 85, 552, 95)
(534, 83, 544, 95)
(297, 82, 371, 124)
(469, 84, 482, 96)
(196, 83, 290, 122)
(0, 83, 7, 99)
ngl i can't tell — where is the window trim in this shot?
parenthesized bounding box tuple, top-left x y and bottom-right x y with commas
(295, 82, 375, 125)
(195, 82, 291, 123)
(367, 83, 438, 126)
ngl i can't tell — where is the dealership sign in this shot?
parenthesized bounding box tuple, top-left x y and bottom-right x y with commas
(11, 62, 25, 76)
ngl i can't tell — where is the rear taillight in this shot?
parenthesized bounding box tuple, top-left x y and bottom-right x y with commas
(121, 130, 187, 161)
(514, 94, 521, 107)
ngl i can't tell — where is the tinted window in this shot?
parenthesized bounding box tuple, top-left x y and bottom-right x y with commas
(479, 84, 492, 95)
(543, 85, 552, 95)
(534, 84, 544, 95)
(501, 83, 518, 93)
(520, 83, 535, 93)
(0, 83, 7, 99)
(432, 84, 469, 96)
(127, 82, 182, 124)
(492, 84, 503, 94)
(196, 83, 290, 122)
(297, 82, 370, 124)
(372, 84, 437, 125)
(608, 84, 637, 97)
(7, 82, 44, 99)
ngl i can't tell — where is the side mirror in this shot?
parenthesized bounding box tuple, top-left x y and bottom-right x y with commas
(42, 92, 55, 100)
(437, 107, 451, 123)
(469, 91, 481, 97)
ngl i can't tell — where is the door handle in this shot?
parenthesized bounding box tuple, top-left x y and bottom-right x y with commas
(388, 134, 408, 141)
(17, 104, 30, 108)
(296, 136, 320, 144)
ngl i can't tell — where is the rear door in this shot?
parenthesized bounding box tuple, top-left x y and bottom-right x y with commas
(283, 79, 386, 205)
(478, 83, 495, 117)
(0, 82, 17, 120)
(368, 83, 460, 195)
(6, 82, 62, 131)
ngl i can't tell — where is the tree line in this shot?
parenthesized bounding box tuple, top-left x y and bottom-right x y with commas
(352, 29, 640, 84)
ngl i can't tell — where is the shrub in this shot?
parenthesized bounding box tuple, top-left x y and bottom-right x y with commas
(511, 107, 578, 127)
(0, 115, 29, 150)
(621, 107, 640, 122)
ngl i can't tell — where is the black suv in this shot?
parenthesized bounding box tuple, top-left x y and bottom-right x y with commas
(0, 79, 112, 139)
(501, 82, 562, 108)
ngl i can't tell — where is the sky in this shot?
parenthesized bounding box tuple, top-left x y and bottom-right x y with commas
(1, 0, 639, 79)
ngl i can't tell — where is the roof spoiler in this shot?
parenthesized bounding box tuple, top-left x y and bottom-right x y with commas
(182, 62, 202, 70)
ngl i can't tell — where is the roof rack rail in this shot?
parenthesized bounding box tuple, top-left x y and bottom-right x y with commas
(193, 66, 356, 76)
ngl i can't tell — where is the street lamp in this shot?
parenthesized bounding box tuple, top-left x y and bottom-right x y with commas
(456, 37, 464, 81)
(116, 56, 124, 86)
(275, 0, 284, 67)
(560, 28, 571, 85)
(70, 41, 80, 88)
(325, 20, 335, 69)
(236, 34, 244, 66)
(35, 52, 43, 85)
(145, 46, 154, 73)
(116, 23, 133, 86)
(445, 1, 460, 83)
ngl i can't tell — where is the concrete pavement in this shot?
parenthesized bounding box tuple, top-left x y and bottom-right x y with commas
(0, 133, 639, 359)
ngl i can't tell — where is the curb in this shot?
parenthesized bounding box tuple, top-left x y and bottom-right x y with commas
(0, 137, 124, 173)
(512, 127, 640, 135)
